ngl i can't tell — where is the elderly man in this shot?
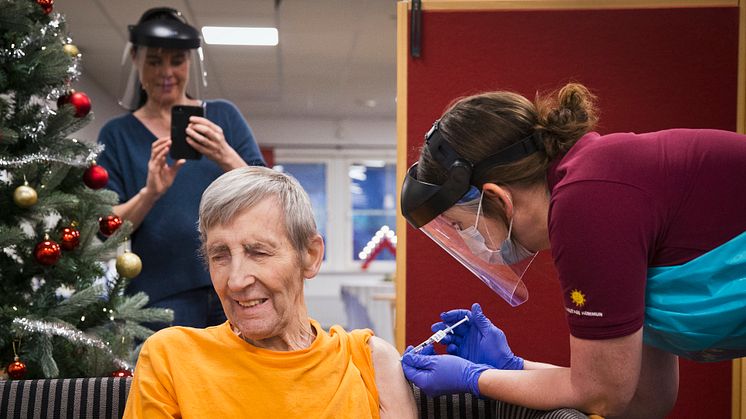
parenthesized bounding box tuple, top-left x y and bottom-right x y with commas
(123, 166, 417, 418)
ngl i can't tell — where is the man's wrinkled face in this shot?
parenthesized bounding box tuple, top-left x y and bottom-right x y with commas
(204, 198, 305, 341)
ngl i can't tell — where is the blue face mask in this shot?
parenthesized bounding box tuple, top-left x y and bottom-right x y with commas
(456, 190, 536, 266)
(457, 217, 535, 265)
(499, 219, 537, 265)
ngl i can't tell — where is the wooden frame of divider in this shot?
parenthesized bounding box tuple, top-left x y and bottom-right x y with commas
(395, 1, 746, 418)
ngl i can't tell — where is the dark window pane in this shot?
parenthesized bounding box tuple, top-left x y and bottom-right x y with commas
(349, 163, 397, 211)
(350, 161, 396, 263)
(274, 163, 327, 259)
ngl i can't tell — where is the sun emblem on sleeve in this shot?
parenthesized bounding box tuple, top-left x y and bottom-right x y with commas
(570, 289, 586, 307)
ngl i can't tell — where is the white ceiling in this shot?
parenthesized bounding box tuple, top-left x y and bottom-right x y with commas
(54, 0, 398, 124)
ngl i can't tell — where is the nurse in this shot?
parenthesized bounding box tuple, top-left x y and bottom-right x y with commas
(399, 83, 746, 418)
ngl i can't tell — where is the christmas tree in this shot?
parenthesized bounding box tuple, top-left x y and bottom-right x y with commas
(0, 0, 172, 379)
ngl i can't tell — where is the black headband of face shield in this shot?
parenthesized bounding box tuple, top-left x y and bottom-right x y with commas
(401, 120, 543, 228)
(129, 7, 201, 49)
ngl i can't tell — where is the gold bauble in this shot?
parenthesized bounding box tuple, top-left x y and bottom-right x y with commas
(13, 184, 38, 208)
(63, 43, 79, 57)
(116, 251, 142, 279)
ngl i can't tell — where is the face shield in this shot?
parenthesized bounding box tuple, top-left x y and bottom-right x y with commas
(118, 8, 207, 110)
(401, 121, 542, 306)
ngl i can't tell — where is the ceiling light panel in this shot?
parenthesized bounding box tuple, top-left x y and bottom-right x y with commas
(202, 26, 279, 46)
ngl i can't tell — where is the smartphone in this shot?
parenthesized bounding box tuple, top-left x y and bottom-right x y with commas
(170, 105, 204, 160)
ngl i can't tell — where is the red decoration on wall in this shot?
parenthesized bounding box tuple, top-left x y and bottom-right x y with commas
(259, 146, 274, 167)
(361, 237, 396, 270)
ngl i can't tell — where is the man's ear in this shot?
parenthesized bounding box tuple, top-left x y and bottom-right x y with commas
(301, 234, 324, 280)
(481, 183, 514, 219)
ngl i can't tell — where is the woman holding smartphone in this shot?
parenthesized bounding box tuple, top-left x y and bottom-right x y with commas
(97, 7, 265, 330)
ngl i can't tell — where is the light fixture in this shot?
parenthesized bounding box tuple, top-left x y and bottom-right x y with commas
(201, 26, 278, 46)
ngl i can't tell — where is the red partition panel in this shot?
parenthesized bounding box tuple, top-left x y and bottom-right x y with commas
(405, 7, 738, 418)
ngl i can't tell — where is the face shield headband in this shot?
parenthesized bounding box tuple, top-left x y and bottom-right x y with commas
(400, 120, 542, 306)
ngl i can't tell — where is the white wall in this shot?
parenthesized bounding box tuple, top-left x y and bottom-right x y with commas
(250, 118, 395, 149)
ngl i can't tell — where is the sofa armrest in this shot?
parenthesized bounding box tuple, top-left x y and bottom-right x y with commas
(411, 383, 590, 419)
(0, 377, 131, 419)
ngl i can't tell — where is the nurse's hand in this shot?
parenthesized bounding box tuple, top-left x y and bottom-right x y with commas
(401, 345, 491, 397)
(432, 303, 524, 370)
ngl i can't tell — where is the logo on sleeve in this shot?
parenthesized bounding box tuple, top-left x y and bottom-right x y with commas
(565, 289, 604, 317)
(570, 289, 586, 307)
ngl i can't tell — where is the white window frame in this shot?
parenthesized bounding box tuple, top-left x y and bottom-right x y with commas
(274, 148, 397, 274)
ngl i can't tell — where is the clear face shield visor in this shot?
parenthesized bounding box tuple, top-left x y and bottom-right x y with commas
(118, 44, 207, 110)
(400, 120, 543, 306)
(418, 185, 536, 306)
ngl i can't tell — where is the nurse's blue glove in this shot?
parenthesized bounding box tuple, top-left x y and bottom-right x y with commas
(401, 344, 491, 397)
(432, 303, 524, 370)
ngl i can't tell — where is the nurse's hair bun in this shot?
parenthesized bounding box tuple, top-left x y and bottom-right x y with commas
(534, 83, 598, 160)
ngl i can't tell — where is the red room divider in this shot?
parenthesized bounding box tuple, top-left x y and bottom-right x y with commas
(395, 1, 744, 418)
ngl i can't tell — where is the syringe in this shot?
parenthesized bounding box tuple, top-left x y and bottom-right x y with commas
(411, 315, 469, 353)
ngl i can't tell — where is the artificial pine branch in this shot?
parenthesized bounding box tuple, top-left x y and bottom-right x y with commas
(49, 284, 106, 319)
(0, 1, 35, 39)
(123, 323, 160, 342)
(43, 107, 93, 142)
(37, 334, 57, 378)
(0, 226, 24, 248)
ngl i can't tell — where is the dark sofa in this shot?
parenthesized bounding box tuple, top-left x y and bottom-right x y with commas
(0, 377, 590, 418)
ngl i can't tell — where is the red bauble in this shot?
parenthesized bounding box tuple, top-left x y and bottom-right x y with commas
(36, 0, 53, 14)
(83, 164, 108, 189)
(35, 238, 61, 265)
(57, 90, 91, 118)
(7, 357, 27, 380)
(99, 215, 123, 236)
(111, 369, 133, 378)
(60, 226, 80, 250)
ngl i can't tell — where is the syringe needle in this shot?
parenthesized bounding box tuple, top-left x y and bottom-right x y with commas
(413, 315, 469, 351)
(400, 315, 470, 360)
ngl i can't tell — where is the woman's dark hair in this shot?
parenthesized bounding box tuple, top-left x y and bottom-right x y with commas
(416, 83, 598, 220)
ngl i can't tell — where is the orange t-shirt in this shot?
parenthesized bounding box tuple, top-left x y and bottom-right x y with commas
(123, 319, 379, 418)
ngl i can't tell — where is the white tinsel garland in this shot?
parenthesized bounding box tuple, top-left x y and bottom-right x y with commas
(12, 317, 133, 371)
(0, 144, 103, 168)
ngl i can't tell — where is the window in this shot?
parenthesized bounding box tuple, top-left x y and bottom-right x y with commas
(273, 162, 328, 260)
(274, 149, 396, 272)
(349, 162, 397, 262)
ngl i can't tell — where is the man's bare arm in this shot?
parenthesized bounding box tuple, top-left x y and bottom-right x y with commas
(369, 336, 417, 419)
